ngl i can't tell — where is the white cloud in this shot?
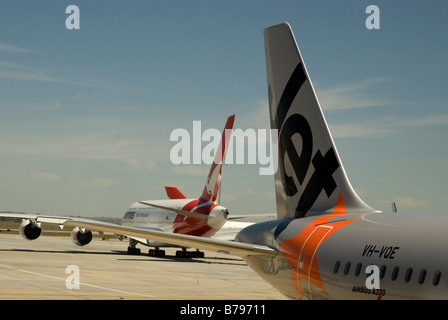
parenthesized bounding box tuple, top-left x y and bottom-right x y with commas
(0, 51, 94, 86)
(400, 114, 448, 127)
(393, 197, 430, 209)
(0, 129, 164, 172)
(33, 172, 61, 182)
(235, 78, 395, 140)
(33, 171, 118, 188)
(172, 165, 209, 176)
(329, 123, 392, 138)
(0, 42, 33, 54)
(239, 99, 270, 130)
(317, 77, 393, 111)
(0, 67, 94, 86)
(74, 177, 118, 188)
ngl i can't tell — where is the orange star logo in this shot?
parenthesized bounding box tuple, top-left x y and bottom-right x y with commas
(278, 193, 357, 299)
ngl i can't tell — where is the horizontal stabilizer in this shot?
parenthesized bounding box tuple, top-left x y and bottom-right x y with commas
(165, 186, 187, 199)
(138, 201, 209, 221)
(227, 214, 276, 220)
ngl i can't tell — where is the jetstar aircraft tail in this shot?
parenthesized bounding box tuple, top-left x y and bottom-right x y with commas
(199, 114, 235, 204)
(264, 23, 377, 219)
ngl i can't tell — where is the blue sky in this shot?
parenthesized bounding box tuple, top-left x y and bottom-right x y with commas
(1, 1, 448, 217)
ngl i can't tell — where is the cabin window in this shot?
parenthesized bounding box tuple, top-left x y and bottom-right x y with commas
(333, 260, 340, 274)
(391, 266, 399, 281)
(405, 268, 413, 283)
(344, 262, 351, 275)
(418, 269, 427, 284)
(380, 265, 387, 279)
(433, 271, 441, 286)
(355, 263, 363, 276)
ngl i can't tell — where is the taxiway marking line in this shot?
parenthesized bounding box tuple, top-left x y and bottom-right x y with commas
(0, 263, 155, 298)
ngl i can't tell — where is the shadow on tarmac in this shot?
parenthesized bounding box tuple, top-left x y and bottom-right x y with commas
(0, 247, 245, 266)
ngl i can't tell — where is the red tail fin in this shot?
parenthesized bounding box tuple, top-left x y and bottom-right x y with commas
(199, 114, 235, 203)
(165, 186, 187, 199)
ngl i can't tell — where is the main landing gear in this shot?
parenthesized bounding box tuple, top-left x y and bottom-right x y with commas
(175, 248, 205, 258)
(127, 238, 141, 255)
(148, 248, 166, 257)
(126, 239, 204, 258)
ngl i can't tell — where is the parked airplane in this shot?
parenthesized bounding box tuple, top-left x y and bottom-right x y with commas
(2, 23, 448, 299)
(1, 115, 238, 258)
(121, 114, 236, 258)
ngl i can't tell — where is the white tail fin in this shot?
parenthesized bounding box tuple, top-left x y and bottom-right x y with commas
(264, 23, 376, 218)
(199, 114, 235, 204)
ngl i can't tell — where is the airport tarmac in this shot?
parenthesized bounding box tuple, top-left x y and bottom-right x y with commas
(0, 233, 287, 300)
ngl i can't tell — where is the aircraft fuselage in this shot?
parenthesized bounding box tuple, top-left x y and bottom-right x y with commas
(237, 211, 448, 300)
(121, 199, 228, 247)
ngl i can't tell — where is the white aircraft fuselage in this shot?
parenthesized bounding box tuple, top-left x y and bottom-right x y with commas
(122, 199, 228, 245)
(237, 211, 448, 300)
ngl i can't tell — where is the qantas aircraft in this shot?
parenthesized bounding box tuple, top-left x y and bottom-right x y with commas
(2, 22, 448, 299)
(1, 115, 241, 259)
(121, 114, 236, 258)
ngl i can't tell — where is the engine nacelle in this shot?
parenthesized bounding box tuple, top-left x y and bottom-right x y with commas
(71, 227, 93, 246)
(19, 219, 42, 240)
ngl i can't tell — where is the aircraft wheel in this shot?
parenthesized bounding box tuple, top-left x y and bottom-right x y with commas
(175, 250, 204, 258)
(127, 246, 141, 255)
(149, 249, 166, 257)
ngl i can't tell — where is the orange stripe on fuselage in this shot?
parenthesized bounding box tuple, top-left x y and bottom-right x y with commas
(278, 193, 356, 299)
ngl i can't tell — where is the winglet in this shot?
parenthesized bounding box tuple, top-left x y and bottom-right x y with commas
(199, 114, 235, 204)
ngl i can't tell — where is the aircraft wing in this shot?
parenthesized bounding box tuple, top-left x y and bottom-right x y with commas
(227, 214, 275, 220)
(0, 212, 69, 226)
(0, 213, 277, 258)
(211, 220, 255, 241)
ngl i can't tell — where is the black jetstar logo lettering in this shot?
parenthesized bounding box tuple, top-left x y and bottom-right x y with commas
(273, 63, 340, 217)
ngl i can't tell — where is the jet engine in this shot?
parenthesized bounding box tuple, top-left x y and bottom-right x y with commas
(19, 219, 42, 240)
(71, 227, 93, 246)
